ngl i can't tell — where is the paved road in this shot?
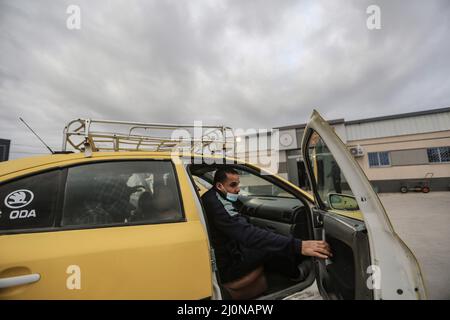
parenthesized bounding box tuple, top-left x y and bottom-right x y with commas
(378, 191, 450, 300)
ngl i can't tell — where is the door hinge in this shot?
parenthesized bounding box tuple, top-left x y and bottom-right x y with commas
(210, 248, 218, 272)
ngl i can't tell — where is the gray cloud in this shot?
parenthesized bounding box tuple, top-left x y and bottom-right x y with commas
(1, 0, 449, 158)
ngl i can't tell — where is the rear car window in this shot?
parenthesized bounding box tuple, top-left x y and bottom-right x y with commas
(0, 170, 60, 231)
(62, 160, 184, 227)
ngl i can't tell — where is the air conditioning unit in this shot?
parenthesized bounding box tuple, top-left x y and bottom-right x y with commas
(349, 145, 364, 157)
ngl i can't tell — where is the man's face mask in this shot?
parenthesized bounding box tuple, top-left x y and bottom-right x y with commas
(217, 183, 240, 202)
(225, 192, 239, 202)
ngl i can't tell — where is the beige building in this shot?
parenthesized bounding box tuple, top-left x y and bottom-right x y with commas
(343, 108, 450, 192)
(347, 129, 450, 192)
(243, 107, 450, 192)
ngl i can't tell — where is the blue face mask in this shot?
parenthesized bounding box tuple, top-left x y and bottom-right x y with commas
(226, 192, 239, 202)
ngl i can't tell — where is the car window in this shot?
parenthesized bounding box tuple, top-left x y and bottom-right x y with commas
(307, 131, 354, 209)
(197, 168, 294, 198)
(62, 161, 184, 227)
(0, 170, 60, 232)
(236, 169, 295, 198)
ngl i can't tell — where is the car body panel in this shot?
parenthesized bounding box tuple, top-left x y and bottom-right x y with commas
(0, 154, 212, 299)
(0, 222, 211, 299)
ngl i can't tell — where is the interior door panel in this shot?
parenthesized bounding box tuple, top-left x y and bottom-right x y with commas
(314, 209, 372, 300)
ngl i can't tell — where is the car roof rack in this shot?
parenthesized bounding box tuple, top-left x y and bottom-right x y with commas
(62, 118, 235, 157)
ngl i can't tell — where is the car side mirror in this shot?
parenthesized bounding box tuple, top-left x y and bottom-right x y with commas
(328, 193, 359, 211)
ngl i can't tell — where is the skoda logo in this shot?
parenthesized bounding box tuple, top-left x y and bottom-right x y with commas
(4, 189, 34, 209)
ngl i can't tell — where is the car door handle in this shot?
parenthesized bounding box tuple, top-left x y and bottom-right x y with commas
(0, 273, 41, 289)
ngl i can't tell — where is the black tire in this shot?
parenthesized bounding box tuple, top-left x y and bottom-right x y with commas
(400, 186, 408, 193)
(422, 186, 430, 193)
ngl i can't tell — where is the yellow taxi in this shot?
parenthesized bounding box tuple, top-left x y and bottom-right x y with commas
(0, 111, 426, 299)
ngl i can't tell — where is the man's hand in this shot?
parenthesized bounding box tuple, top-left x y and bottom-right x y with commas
(301, 240, 332, 259)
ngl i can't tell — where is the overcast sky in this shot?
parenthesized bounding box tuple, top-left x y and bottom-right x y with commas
(1, 0, 450, 158)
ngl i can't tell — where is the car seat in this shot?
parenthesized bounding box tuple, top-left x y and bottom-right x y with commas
(222, 266, 268, 300)
(152, 183, 180, 221)
(132, 191, 155, 221)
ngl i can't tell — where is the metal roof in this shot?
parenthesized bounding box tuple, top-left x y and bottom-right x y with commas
(274, 106, 450, 141)
(345, 106, 450, 125)
(345, 109, 450, 141)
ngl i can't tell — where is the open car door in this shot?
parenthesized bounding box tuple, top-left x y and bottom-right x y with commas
(301, 110, 426, 300)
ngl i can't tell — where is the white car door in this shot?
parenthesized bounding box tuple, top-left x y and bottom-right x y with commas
(301, 110, 426, 300)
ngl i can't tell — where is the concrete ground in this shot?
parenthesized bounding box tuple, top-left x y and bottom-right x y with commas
(378, 191, 450, 300)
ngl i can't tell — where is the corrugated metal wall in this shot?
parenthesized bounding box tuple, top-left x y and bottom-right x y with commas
(346, 111, 450, 141)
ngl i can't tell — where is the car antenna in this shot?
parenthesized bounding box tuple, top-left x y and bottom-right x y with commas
(19, 117, 55, 154)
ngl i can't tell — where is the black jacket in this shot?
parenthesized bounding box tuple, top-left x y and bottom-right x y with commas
(201, 187, 302, 271)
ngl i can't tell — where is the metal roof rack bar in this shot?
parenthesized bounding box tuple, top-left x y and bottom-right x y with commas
(62, 118, 234, 156)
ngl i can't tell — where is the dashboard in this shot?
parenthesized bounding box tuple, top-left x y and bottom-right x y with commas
(238, 195, 311, 240)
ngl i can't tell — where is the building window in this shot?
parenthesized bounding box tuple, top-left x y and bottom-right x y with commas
(368, 152, 390, 167)
(427, 147, 450, 163)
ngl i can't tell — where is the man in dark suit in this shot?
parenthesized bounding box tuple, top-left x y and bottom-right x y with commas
(201, 167, 332, 284)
